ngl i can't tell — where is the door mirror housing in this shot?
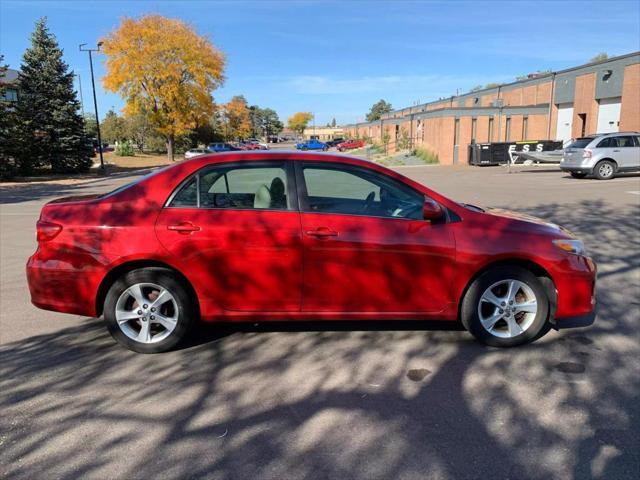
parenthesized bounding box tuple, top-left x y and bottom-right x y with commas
(423, 198, 444, 221)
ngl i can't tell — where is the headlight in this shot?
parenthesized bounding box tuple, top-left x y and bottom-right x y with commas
(553, 239, 586, 256)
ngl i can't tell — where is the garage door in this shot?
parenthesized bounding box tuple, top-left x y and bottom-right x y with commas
(555, 103, 573, 142)
(597, 97, 621, 134)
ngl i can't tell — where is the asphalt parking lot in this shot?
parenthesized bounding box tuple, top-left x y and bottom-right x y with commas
(1, 163, 639, 480)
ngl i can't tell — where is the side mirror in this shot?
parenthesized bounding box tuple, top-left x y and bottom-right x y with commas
(423, 198, 444, 221)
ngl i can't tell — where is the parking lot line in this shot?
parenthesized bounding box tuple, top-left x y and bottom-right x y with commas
(627, 191, 640, 195)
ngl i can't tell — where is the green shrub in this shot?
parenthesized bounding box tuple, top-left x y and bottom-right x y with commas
(115, 141, 135, 156)
(413, 147, 439, 164)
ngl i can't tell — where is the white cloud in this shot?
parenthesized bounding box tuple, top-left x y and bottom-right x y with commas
(286, 74, 515, 96)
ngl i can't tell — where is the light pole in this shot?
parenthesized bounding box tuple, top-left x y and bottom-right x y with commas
(80, 42, 105, 173)
(74, 74, 84, 117)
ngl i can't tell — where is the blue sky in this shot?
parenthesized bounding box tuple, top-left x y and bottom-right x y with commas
(1, 0, 639, 125)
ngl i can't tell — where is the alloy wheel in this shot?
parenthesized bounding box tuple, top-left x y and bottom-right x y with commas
(598, 163, 613, 178)
(115, 282, 179, 344)
(477, 279, 538, 338)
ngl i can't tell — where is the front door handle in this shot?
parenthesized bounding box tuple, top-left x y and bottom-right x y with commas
(305, 227, 338, 238)
(168, 222, 201, 234)
(613, 149, 620, 152)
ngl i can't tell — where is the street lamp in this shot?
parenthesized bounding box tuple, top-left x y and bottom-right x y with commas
(79, 41, 105, 173)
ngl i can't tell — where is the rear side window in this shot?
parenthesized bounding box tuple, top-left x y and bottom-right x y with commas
(597, 137, 613, 148)
(598, 136, 637, 148)
(168, 163, 290, 210)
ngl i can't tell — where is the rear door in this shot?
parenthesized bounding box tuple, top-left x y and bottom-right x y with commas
(296, 161, 456, 314)
(155, 161, 302, 312)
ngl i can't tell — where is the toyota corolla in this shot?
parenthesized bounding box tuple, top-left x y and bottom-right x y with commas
(27, 152, 597, 353)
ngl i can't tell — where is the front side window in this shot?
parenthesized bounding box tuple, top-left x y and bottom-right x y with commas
(301, 163, 424, 219)
(615, 136, 636, 148)
(169, 163, 290, 210)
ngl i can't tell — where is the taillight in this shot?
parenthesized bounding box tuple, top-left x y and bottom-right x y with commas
(582, 149, 592, 159)
(36, 220, 62, 242)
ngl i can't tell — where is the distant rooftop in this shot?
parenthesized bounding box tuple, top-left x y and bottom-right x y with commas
(1, 68, 19, 84)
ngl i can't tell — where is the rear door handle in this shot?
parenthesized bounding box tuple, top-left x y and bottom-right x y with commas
(305, 227, 338, 238)
(168, 222, 201, 233)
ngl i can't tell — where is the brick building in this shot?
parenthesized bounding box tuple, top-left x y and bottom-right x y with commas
(343, 52, 640, 165)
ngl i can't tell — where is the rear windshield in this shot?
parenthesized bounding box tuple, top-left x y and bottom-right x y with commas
(100, 165, 174, 198)
(567, 138, 595, 149)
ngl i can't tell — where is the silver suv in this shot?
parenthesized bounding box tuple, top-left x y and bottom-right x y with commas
(560, 132, 640, 179)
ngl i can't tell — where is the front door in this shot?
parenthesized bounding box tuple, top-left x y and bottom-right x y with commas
(155, 161, 302, 312)
(296, 162, 456, 314)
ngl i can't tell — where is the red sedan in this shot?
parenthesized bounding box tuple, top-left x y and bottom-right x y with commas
(27, 152, 596, 353)
(337, 139, 365, 152)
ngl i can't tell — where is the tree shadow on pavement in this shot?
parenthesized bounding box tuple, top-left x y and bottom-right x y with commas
(0, 200, 638, 480)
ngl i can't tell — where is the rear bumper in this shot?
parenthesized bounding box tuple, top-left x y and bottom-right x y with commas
(560, 165, 593, 173)
(26, 249, 106, 317)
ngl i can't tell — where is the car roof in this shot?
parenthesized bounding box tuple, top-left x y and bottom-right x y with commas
(590, 131, 639, 139)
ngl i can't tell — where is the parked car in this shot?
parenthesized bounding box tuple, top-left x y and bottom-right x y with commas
(208, 143, 240, 153)
(184, 148, 211, 159)
(325, 138, 345, 148)
(27, 152, 596, 353)
(245, 139, 269, 150)
(560, 132, 640, 179)
(296, 139, 329, 151)
(239, 141, 263, 151)
(337, 139, 366, 152)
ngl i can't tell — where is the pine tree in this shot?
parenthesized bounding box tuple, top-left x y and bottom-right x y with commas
(0, 55, 17, 178)
(14, 18, 91, 174)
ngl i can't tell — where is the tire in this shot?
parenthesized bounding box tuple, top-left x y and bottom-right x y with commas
(570, 172, 588, 179)
(460, 266, 550, 347)
(301, 147, 308, 151)
(104, 268, 196, 353)
(338, 148, 345, 152)
(593, 160, 615, 180)
(322, 146, 328, 151)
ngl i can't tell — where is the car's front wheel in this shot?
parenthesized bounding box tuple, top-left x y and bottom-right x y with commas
(104, 268, 196, 353)
(461, 266, 550, 347)
(594, 160, 616, 180)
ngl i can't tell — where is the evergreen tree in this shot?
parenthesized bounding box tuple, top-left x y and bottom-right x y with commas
(14, 18, 91, 174)
(0, 56, 17, 178)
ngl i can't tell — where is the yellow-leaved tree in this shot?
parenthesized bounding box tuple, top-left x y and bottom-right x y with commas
(223, 95, 251, 140)
(102, 15, 225, 160)
(288, 112, 313, 137)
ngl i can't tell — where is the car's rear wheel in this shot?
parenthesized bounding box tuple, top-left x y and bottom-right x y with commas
(570, 172, 588, 179)
(104, 269, 196, 353)
(461, 266, 550, 347)
(322, 146, 328, 151)
(594, 160, 615, 180)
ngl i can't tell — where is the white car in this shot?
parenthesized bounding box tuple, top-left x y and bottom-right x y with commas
(184, 148, 212, 159)
(560, 132, 640, 179)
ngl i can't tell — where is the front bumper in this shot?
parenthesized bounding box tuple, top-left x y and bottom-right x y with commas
(554, 305, 597, 330)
